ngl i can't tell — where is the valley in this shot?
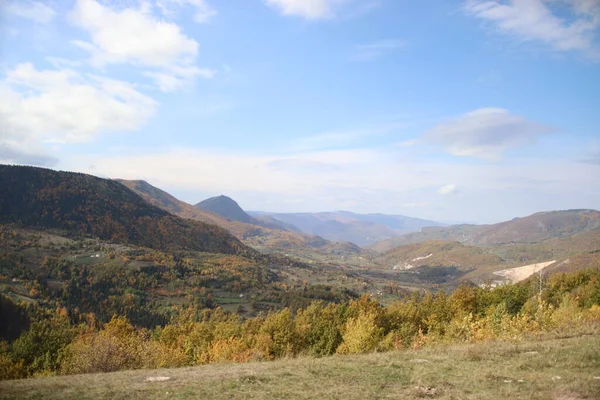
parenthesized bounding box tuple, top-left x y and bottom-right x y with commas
(1, 165, 599, 384)
(3, 2, 599, 396)
(3, 167, 597, 315)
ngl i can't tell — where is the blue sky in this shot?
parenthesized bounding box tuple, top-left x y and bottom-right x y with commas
(1, 0, 599, 223)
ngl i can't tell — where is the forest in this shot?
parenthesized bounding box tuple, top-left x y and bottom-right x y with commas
(1, 267, 599, 380)
(0, 165, 252, 256)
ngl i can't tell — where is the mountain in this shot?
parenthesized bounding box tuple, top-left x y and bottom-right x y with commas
(195, 195, 259, 225)
(371, 226, 600, 288)
(370, 209, 600, 252)
(193, 195, 301, 233)
(117, 179, 362, 258)
(253, 215, 302, 232)
(248, 211, 442, 246)
(116, 179, 231, 227)
(0, 165, 251, 256)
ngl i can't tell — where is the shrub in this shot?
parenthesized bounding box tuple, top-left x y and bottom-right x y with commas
(337, 311, 383, 354)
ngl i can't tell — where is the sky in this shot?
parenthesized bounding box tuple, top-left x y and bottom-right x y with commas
(0, 0, 599, 224)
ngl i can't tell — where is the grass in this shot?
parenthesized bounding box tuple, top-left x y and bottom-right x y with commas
(2, 334, 599, 399)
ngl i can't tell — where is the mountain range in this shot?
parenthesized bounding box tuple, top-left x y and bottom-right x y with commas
(248, 211, 442, 246)
(1, 166, 250, 256)
(116, 179, 362, 258)
(2, 164, 599, 291)
(370, 209, 600, 252)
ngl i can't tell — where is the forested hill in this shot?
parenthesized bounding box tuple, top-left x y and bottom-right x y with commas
(0, 165, 253, 256)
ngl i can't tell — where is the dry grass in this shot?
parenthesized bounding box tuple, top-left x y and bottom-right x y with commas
(2, 333, 599, 399)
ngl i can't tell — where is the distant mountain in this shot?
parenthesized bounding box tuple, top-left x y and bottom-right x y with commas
(117, 180, 361, 257)
(116, 179, 230, 227)
(0, 165, 251, 256)
(370, 209, 600, 252)
(195, 195, 259, 225)
(248, 211, 443, 246)
(253, 215, 302, 232)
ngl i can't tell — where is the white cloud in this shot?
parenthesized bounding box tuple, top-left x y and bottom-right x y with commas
(0, 142, 58, 167)
(70, 0, 197, 67)
(424, 108, 554, 160)
(71, 148, 384, 196)
(143, 67, 216, 92)
(3, 0, 57, 23)
(156, 0, 217, 23)
(438, 184, 457, 195)
(566, 0, 600, 24)
(264, 0, 347, 19)
(353, 39, 406, 61)
(465, 0, 600, 59)
(68, 0, 215, 90)
(0, 63, 157, 165)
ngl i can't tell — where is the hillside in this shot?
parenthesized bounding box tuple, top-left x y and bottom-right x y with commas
(370, 209, 600, 252)
(250, 211, 442, 246)
(116, 180, 236, 227)
(377, 240, 503, 271)
(0, 165, 250, 256)
(371, 227, 600, 287)
(117, 180, 365, 261)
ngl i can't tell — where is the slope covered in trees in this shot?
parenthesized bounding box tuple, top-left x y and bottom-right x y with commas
(0, 165, 252, 256)
(1, 267, 599, 380)
(371, 209, 600, 252)
(195, 195, 258, 224)
(117, 179, 363, 260)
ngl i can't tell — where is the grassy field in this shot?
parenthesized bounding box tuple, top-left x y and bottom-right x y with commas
(2, 334, 599, 400)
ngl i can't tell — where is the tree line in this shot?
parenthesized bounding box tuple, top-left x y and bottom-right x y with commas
(1, 268, 599, 380)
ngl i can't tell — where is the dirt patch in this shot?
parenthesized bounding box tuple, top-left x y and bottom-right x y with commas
(493, 260, 556, 283)
(145, 376, 171, 382)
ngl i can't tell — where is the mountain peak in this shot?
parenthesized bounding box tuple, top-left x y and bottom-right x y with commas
(195, 195, 257, 224)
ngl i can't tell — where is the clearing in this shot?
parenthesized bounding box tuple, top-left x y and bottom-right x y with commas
(493, 260, 557, 284)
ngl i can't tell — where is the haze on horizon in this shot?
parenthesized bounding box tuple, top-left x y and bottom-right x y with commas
(1, 0, 599, 224)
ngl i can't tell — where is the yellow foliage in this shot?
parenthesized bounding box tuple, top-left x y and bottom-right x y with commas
(583, 304, 600, 322)
(141, 341, 188, 369)
(60, 316, 144, 374)
(260, 309, 302, 358)
(410, 328, 431, 350)
(337, 312, 383, 354)
(209, 337, 254, 363)
(0, 353, 25, 380)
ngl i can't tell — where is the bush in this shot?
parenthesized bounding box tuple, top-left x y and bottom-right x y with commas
(337, 311, 383, 354)
(61, 316, 144, 374)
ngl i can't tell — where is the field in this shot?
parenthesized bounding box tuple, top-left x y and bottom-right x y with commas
(2, 333, 599, 400)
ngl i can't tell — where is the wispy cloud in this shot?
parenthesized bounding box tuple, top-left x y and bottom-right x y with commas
(423, 108, 555, 160)
(66, 145, 600, 222)
(3, 0, 57, 24)
(264, 0, 348, 20)
(291, 121, 412, 151)
(438, 184, 457, 195)
(0, 143, 58, 167)
(156, 0, 217, 24)
(465, 0, 600, 60)
(582, 140, 600, 165)
(353, 39, 406, 61)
